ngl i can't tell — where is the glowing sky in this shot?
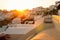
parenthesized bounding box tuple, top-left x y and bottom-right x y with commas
(0, 0, 59, 10)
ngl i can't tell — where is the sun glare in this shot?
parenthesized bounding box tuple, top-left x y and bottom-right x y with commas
(4, 0, 36, 11)
(0, 0, 59, 10)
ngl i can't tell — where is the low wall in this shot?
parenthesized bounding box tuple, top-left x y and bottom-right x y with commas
(52, 15, 60, 31)
(4, 16, 44, 34)
(2, 17, 44, 40)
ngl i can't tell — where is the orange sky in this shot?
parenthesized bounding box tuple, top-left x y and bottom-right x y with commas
(0, 0, 59, 10)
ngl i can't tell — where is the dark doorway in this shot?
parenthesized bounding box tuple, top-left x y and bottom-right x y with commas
(57, 4, 60, 10)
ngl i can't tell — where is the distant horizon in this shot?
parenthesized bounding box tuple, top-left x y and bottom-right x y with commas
(0, 0, 59, 10)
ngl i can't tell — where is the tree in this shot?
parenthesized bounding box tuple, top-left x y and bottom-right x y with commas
(0, 11, 17, 27)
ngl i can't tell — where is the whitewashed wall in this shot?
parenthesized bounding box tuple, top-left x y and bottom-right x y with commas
(4, 15, 44, 34)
